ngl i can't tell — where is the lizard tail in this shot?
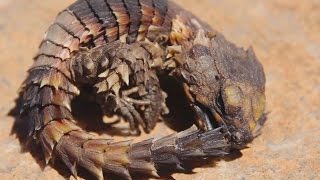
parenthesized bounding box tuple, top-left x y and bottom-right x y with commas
(50, 123, 230, 180)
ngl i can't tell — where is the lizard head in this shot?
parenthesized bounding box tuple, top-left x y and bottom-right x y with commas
(176, 31, 266, 149)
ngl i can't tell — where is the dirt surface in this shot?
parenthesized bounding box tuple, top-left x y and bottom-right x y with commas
(0, 0, 319, 179)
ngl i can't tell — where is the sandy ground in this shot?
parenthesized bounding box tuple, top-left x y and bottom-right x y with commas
(0, 0, 319, 179)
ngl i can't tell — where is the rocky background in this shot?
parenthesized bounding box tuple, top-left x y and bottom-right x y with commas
(0, 0, 319, 179)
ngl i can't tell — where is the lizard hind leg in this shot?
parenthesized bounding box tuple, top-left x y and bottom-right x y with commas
(89, 41, 168, 134)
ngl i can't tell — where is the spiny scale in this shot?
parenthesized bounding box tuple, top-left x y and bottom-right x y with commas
(16, 0, 237, 179)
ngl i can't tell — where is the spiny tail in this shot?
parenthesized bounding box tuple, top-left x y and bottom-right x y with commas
(46, 123, 230, 180)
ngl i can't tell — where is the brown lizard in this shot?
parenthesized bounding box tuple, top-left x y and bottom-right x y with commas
(12, 0, 266, 179)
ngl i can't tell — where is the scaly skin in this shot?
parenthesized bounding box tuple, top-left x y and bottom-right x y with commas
(12, 0, 266, 179)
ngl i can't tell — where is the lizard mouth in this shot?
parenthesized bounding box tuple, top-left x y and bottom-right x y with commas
(252, 112, 268, 137)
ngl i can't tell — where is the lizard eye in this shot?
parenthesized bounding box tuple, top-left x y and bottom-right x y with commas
(221, 85, 243, 117)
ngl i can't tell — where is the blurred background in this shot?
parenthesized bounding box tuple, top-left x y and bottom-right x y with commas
(0, 0, 319, 179)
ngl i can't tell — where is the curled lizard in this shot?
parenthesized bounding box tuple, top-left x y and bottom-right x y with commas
(12, 0, 267, 179)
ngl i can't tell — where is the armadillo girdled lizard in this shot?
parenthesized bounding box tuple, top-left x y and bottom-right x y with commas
(14, 0, 267, 179)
